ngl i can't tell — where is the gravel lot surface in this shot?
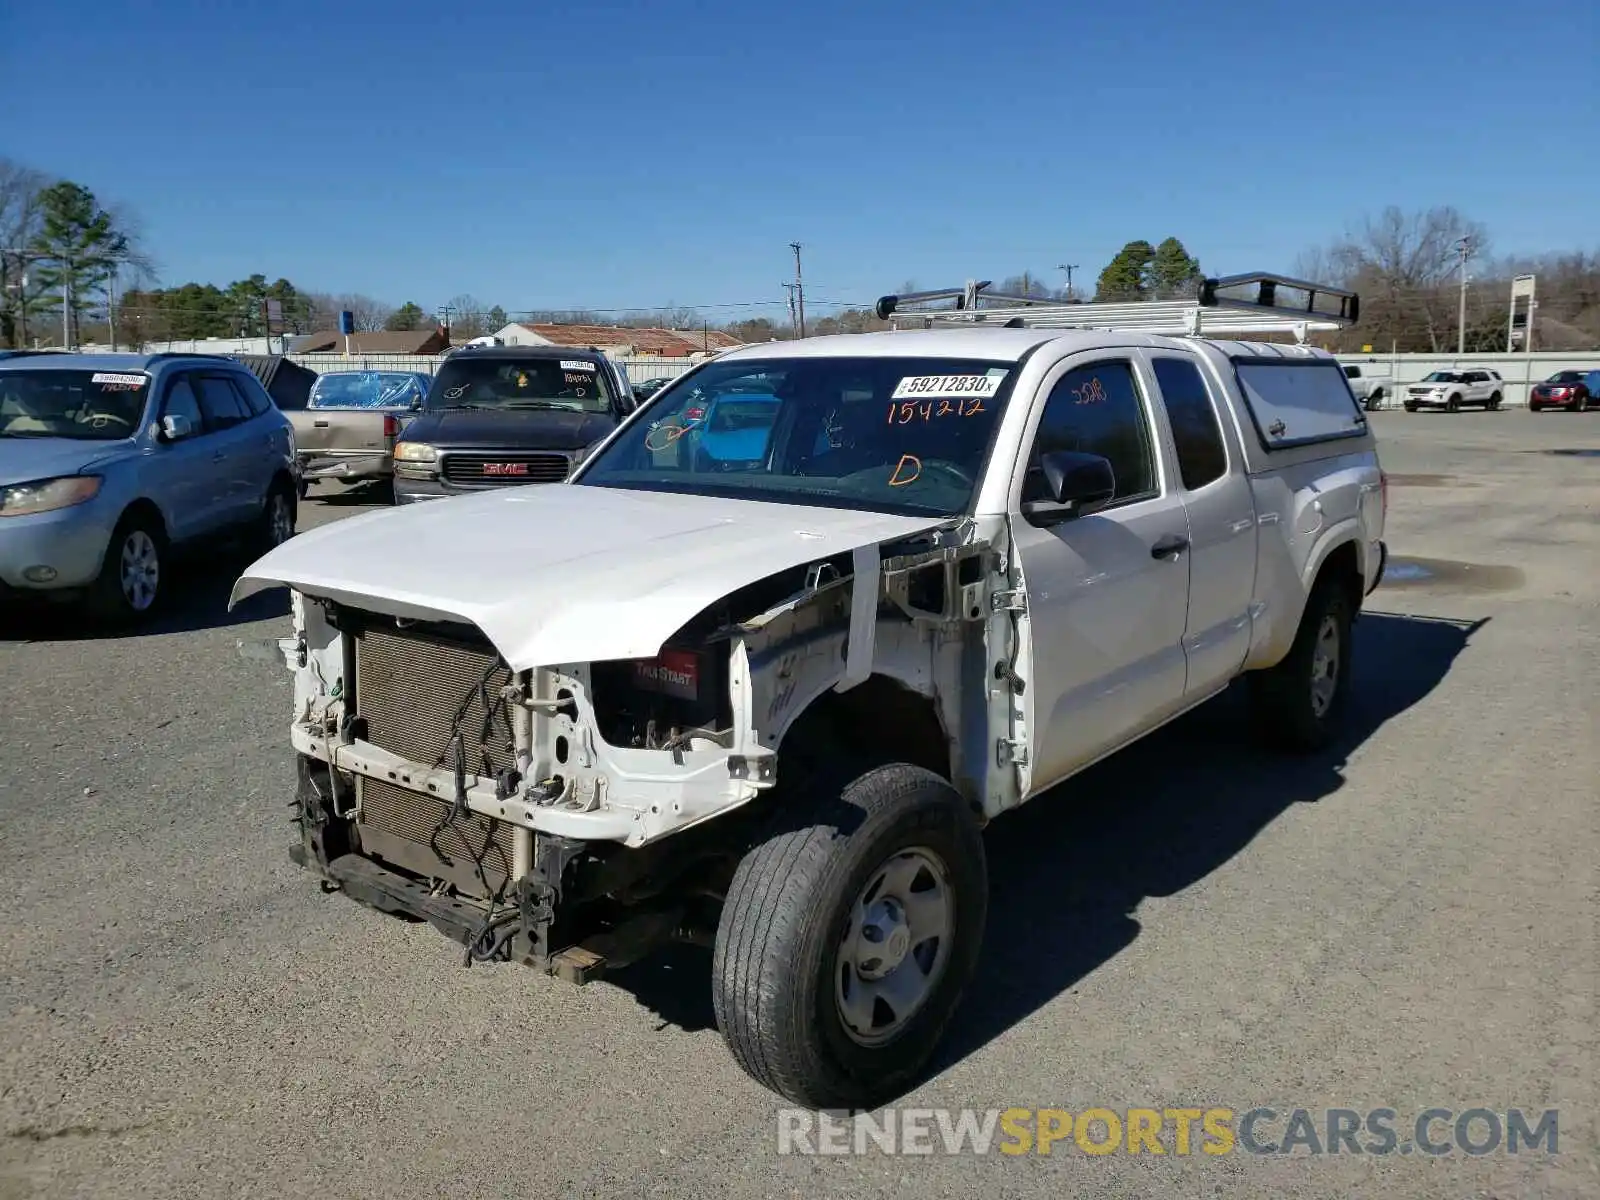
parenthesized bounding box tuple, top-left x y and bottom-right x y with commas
(3, 412, 1596, 1199)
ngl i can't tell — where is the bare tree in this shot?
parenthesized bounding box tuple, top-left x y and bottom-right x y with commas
(1319, 205, 1490, 351)
(444, 293, 486, 339)
(0, 159, 50, 346)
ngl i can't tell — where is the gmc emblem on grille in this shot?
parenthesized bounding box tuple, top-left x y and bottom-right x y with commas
(483, 462, 530, 476)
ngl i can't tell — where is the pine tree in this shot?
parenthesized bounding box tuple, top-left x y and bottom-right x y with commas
(1095, 241, 1155, 301)
(1149, 237, 1202, 299)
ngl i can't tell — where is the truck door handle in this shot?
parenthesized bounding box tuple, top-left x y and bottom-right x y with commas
(313, 419, 330, 428)
(1150, 533, 1189, 559)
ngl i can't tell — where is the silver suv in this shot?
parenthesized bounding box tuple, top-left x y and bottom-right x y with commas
(0, 352, 298, 622)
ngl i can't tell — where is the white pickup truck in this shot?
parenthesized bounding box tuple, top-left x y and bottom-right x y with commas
(233, 273, 1388, 1110)
(1342, 362, 1392, 411)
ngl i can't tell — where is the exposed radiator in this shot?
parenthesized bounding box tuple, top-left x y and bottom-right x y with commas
(355, 624, 515, 774)
(351, 622, 519, 898)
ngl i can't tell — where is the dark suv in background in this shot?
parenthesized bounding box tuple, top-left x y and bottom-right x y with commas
(392, 346, 638, 503)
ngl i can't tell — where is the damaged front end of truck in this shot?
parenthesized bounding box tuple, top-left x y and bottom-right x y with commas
(235, 507, 1021, 984)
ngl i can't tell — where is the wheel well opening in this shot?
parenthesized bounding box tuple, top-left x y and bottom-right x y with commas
(780, 674, 950, 780)
(1317, 540, 1363, 610)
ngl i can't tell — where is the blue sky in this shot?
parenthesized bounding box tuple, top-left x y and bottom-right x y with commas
(7, 0, 1597, 323)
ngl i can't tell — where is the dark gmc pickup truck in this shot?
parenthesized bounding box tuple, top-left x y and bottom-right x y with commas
(392, 345, 638, 503)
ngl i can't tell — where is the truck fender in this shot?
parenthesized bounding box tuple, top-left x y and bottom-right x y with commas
(1244, 522, 1366, 672)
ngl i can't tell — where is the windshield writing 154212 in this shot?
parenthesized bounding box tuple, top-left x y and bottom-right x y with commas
(886, 396, 987, 423)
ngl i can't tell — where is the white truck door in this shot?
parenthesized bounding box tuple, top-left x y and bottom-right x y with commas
(1006, 354, 1191, 791)
(1143, 351, 1257, 698)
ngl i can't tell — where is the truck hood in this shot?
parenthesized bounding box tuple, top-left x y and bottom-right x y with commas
(231, 484, 948, 670)
(0, 436, 138, 487)
(401, 407, 617, 452)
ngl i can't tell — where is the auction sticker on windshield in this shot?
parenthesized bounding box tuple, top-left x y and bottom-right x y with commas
(560, 360, 597, 372)
(91, 373, 147, 387)
(892, 373, 1003, 399)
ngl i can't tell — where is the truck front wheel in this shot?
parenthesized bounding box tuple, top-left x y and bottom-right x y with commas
(712, 762, 987, 1109)
(1248, 577, 1354, 753)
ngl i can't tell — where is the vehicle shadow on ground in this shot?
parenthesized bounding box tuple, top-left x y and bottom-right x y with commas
(614, 610, 1489, 1072)
(308, 480, 393, 507)
(3, 543, 288, 643)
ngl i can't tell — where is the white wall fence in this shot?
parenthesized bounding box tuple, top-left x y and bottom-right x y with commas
(284, 350, 1593, 406)
(286, 353, 702, 388)
(1332, 352, 1594, 407)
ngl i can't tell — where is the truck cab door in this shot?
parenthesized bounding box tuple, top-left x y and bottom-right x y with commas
(1142, 350, 1258, 698)
(1003, 355, 1192, 794)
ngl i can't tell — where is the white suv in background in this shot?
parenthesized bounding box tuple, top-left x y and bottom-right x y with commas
(1404, 369, 1504, 412)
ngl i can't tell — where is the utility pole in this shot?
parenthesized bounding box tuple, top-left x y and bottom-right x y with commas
(789, 242, 805, 338)
(1058, 262, 1079, 300)
(1455, 236, 1473, 355)
(108, 261, 119, 352)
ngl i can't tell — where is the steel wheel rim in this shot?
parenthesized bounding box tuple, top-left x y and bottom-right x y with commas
(268, 493, 293, 545)
(835, 846, 953, 1047)
(1309, 614, 1340, 717)
(119, 531, 160, 611)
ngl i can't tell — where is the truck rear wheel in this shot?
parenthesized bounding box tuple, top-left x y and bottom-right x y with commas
(1248, 577, 1354, 753)
(712, 762, 987, 1109)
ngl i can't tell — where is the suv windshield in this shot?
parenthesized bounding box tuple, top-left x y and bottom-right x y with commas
(0, 368, 150, 440)
(1422, 371, 1464, 383)
(575, 355, 1018, 517)
(1547, 371, 1585, 383)
(425, 356, 614, 414)
(310, 371, 427, 409)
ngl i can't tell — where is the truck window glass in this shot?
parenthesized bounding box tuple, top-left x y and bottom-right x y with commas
(1025, 360, 1156, 505)
(1232, 359, 1364, 448)
(427, 357, 614, 414)
(1152, 357, 1227, 490)
(576, 356, 1018, 518)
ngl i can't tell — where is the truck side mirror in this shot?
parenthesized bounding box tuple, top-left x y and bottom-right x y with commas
(1021, 450, 1116, 524)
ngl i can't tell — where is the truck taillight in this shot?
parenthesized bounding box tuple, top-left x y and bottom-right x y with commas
(383, 413, 400, 438)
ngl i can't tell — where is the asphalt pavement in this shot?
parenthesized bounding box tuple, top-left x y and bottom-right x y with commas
(2, 413, 1596, 1199)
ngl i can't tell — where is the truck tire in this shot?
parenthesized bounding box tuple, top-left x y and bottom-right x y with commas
(1248, 576, 1354, 753)
(712, 762, 987, 1110)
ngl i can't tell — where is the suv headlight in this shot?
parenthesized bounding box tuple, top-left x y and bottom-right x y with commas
(0, 475, 103, 518)
(394, 442, 438, 464)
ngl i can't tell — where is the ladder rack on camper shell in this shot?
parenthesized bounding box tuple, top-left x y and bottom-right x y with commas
(874, 272, 1360, 343)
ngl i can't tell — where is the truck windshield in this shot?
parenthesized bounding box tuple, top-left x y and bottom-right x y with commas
(574, 355, 1019, 517)
(424, 357, 614, 414)
(310, 371, 427, 409)
(0, 369, 150, 439)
